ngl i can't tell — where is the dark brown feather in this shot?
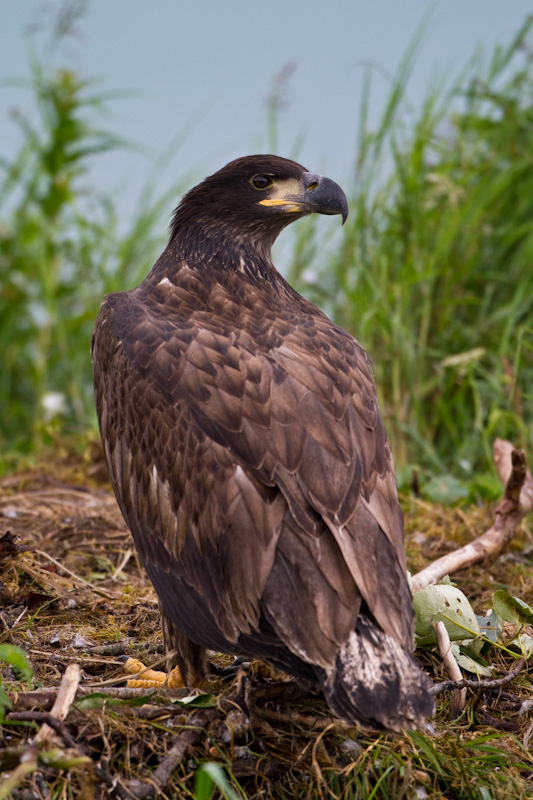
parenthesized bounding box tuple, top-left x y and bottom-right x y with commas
(92, 155, 433, 730)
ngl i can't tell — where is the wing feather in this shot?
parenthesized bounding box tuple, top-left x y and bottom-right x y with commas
(93, 278, 412, 658)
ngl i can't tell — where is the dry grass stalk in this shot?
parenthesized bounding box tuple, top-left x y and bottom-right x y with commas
(1, 461, 532, 798)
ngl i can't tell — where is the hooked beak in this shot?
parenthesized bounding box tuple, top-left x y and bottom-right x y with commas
(259, 172, 349, 223)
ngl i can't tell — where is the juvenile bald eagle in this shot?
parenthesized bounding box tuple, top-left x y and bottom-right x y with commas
(92, 155, 433, 731)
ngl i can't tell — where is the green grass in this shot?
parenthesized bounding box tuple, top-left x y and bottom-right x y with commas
(1, 14, 533, 491)
(287, 19, 533, 488)
(314, 730, 533, 800)
(1, 16, 532, 800)
(0, 30, 188, 456)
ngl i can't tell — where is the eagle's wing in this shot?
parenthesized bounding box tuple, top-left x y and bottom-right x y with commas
(93, 281, 412, 670)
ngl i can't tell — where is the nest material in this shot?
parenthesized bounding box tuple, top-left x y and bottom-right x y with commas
(0, 456, 532, 799)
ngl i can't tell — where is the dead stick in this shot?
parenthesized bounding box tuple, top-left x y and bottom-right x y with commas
(10, 685, 190, 711)
(433, 621, 466, 718)
(118, 710, 216, 800)
(493, 439, 533, 514)
(81, 642, 164, 657)
(412, 441, 533, 592)
(7, 711, 84, 752)
(431, 657, 527, 695)
(34, 662, 80, 745)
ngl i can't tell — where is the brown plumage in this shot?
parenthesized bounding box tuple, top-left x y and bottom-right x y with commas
(92, 154, 434, 731)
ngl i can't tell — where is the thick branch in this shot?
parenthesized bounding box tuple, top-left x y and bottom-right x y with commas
(412, 440, 533, 592)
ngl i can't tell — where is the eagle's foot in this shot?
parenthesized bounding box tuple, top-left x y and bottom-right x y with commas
(208, 655, 250, 678)
(248, 660, 290, 682)
(231, 667, 251, 716)
(123, 657, 184, 689)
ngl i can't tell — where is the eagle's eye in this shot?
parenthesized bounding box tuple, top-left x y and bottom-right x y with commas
(251, 175, 273, 190)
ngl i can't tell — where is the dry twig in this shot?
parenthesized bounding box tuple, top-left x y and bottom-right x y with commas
(431, 657, 527, 695)
(432, 621, 466, 718)
(99, 709, 217, 800)
(10, 685, 190, 711)
(34, 662, 80, 745)
(412, 440, 533, 591)
(34, 549, 118, 599)
(7, 711, 83, 752)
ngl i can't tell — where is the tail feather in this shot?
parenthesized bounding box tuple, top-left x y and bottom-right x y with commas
(321, 615, 434, 732)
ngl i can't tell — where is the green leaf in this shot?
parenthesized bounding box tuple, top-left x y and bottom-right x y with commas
(0, 758, 37, 800)
(413, 583, 480, 644)
(39, 749, 92, 769)
(475, 610, 504, 643)
(421, 475, 470, 504)
(451, 645, 493, 677)
(173, 692, 217, 708)
(492, 591, 533, 626)
(0, 645, 33, 682)
(508, 634, 533, 658)
(460, 635, 485, 656)
(194, 762, 242, 800)
(0, 684, 12, 722)
(75, 691, 156, 710)
(439, 575, 455, 585)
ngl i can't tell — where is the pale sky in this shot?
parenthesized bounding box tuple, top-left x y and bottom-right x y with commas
(2, 1, 533, 225)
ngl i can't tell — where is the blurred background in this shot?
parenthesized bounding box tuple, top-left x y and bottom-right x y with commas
(1, 0, 533, 502)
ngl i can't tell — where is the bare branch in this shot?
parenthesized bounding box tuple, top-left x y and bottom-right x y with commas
(412, 440, 533, 591)
(116, 709, 216, 800)
(34, 662, 80, 745)
(10, 685, 192, 713)
(431, 657, 527, 695)
(7, 711, 84, 752)
(433, 621, 466, 717)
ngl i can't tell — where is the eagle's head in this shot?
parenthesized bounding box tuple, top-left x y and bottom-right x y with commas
(169, 155, 348, 248)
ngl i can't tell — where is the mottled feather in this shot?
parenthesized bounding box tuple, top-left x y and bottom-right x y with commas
(92, 155, 434, 730)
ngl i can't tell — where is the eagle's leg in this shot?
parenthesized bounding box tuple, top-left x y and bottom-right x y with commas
(160, 605, 208, 686)
(124, 606, 208, 690)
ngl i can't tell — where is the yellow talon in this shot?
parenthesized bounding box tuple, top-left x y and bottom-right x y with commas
(167, 666, 184, 688)
(124, 658, 184, 689)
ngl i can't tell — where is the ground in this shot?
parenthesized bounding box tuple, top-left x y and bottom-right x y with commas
(0, 440, 532, 799)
